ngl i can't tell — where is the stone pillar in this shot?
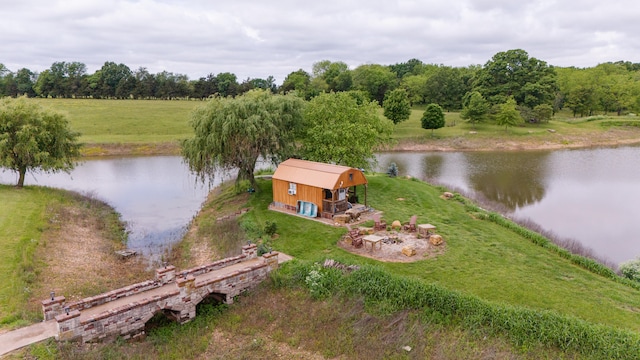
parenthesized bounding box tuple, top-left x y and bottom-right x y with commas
(156, 265, 176, 284)
(242, 243, 258, 259)
(176, 274, 196, 323)
(262, 252, 279, 271)
(42, 295, 66, 321)
(55, 310, 81, 341)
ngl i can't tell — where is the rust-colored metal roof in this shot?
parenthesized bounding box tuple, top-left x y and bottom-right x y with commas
(272, 159, 367, 190)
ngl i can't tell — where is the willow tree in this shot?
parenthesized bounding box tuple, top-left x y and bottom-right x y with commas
(0, 97, 81, 188)
(181, 90, 305, 190)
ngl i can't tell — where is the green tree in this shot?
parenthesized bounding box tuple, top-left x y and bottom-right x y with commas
(382, 88, 411, 124)
(0, 97, 81, 187)
(181, 90, 305, 190)
(420, 103, 445, 136)
(14, 68, 37, 97)
(400, 74, 428, 105)
(532, 104, 554, 123)
(280, 69, 312, 97)
(312, 60, 352, 92)
(92, 61, 132, 98)
(423, 66, 471, 111)
(352, 64, 397, 104)
(495, 97, 522, 131)
(474, 49, 558, 108)
(460, 91, 489, 128)
(300, 91, 393, 169)
(214, 72, 239, 98)
(389, 58, 426, 78)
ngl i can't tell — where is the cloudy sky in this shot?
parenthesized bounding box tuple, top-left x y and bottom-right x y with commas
(2, 0, 639, 84)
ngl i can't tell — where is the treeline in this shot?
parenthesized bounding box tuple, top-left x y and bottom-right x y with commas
(2, 49, 640, 117)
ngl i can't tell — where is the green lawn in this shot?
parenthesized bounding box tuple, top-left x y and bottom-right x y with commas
(242, 175, 640, 331)
(0, 185, 61, 326)
(30, 98, 200, 144)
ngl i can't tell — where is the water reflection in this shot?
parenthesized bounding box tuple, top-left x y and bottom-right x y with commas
(463, 152, 549, 210)
(423, 155, 444, 180)
(376, 147, 640, 265)
(0, 156, 219, 261)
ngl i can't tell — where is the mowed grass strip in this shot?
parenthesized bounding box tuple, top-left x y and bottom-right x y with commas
(241, 175, 640, 331)
(0, 185, 58, 326)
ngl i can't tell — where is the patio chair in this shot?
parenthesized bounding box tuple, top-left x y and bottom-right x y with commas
(373, 213, 387, 231)
(404, 215, 417, 232)
(348, 227, 364, 248)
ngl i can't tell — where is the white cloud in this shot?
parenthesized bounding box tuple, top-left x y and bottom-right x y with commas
(1, 0, 639, 83)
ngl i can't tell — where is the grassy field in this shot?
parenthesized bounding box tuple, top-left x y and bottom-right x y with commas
(25, 98, 640, 155)
(30, 98, 200, 145)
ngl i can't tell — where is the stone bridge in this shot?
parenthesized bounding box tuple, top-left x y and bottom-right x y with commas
(40, 244, 280, 343)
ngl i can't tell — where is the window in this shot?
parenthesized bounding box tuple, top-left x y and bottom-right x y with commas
(338, 188, 347, 201)
(288, 183, 297, 195)
(349, 173, 354, 181)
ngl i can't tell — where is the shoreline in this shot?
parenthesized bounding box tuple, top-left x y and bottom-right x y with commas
(81, 135, 640, 157)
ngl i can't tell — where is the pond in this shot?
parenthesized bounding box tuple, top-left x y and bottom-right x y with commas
(2, 146, 638, 266)
(376, 145, 640, 266)
(1, 156, 221, 263)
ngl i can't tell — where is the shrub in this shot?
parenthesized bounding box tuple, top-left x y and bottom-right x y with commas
(263, 220, 277, 237)
(387, 162, 398, 177)
(257, 241, 272, 256)
(620, 258, 640, 282)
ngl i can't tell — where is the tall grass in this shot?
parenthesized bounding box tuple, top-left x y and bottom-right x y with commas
(285, 260, 640, 359)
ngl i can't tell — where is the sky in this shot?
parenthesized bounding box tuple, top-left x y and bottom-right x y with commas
(2, 0, 639, 84)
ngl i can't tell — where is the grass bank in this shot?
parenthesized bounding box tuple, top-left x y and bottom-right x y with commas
(0, 186, 55, 327)
(0, 185, 150, 329)
(392, 109, 640, 151)
(27, 98, 640, 156)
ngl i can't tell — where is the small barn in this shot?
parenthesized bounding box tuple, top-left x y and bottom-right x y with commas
(271, 159, 367, 219)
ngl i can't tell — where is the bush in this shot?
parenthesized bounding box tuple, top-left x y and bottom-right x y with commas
(263, 220, 277, 237)
(620, 258, 640, 282)
(387, 162, 398, 177)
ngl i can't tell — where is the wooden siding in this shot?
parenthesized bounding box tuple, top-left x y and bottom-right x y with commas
(272, 179, 323, 210)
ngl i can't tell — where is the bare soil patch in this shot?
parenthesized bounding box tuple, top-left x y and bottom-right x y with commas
(337, 229, 446, 262)
(393, 128, 640, 152)
(81, 142, 181, 157)
(30, 196, 151, 309)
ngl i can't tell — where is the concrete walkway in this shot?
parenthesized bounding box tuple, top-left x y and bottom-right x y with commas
(0, 321, 57, 357)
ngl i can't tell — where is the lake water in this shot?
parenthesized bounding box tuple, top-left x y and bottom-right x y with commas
(376, 146, 640, 266)
(0, 156, 222, 262)
(2, 147, 639, 266)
